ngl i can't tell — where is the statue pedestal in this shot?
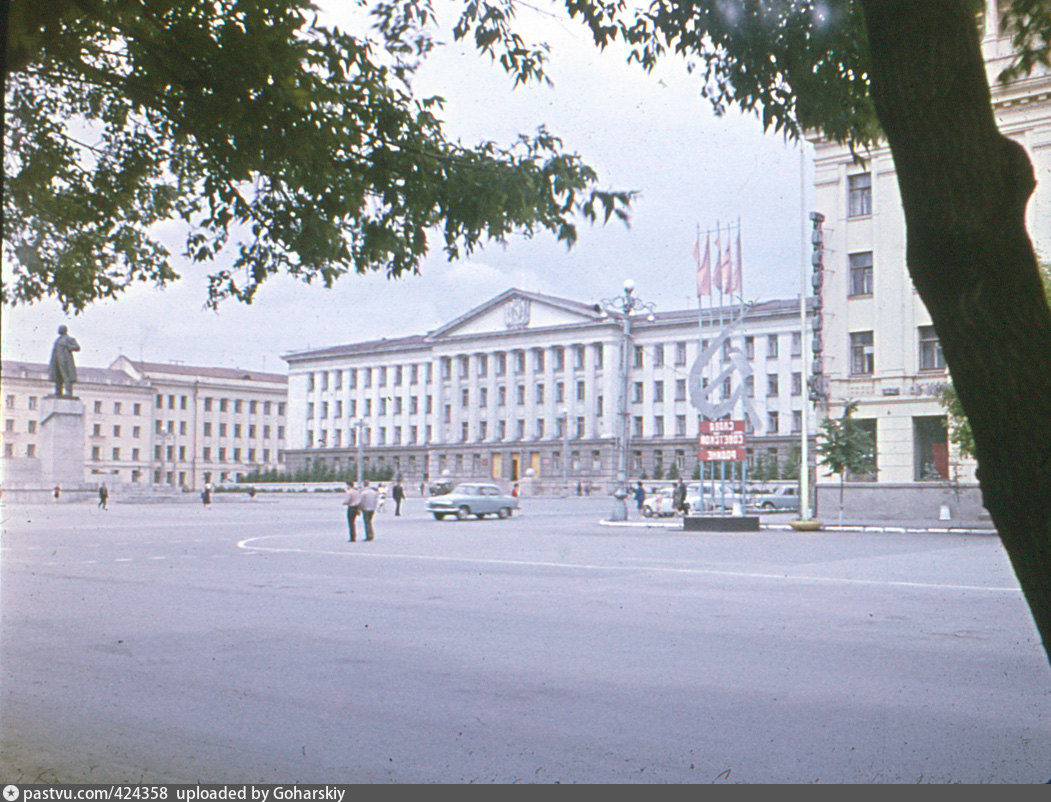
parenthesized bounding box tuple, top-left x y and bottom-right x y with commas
(40, 396, 86, 487)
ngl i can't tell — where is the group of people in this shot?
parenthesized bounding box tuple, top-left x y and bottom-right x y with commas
(633, 480, 690, 517)
(342, 481, 406, 542)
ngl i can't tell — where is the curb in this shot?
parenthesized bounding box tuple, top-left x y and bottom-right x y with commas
(599, 519, 998, 536)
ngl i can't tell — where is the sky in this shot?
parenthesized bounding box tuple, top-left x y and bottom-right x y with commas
(1, 2, 813, 375)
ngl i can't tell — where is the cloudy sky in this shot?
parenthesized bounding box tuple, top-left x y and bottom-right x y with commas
(2, 2, 813, 375)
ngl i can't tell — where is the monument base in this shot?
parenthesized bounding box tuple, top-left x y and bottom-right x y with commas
(40, 395, 86, 487)
(684, 515, 760, 532)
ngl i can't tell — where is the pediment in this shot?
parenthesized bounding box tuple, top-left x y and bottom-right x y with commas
(429, 289, 602, 340)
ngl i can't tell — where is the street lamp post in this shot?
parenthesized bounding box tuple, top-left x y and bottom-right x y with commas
(558, 410, 569, 497)
(600, 279, 656, 521)
(352, 419, 365, 485)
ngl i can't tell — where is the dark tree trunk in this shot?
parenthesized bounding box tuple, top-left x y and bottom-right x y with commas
(859, 0, 1051, 664)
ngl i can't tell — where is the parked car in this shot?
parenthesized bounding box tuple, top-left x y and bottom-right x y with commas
(642, 487, 677, 517)
(751, 485, 800, 512)
(428, 480, 455, 496)
(426, 483, 519, 520)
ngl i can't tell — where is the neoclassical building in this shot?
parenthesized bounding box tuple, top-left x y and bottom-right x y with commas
(809, 1, 1051, 517)
(1, 358, 287, 491)
(281, 288, 816, 491)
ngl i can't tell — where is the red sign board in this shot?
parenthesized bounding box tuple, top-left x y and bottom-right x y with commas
(698, 420, 746, 462)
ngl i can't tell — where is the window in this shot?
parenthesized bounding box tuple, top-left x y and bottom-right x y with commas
(394, 366, 402, 386)
(536, 383, 544, 404)
(792, 410, 802, 433)
(181, 396, 188, 410)
(919, 326, 945, 371)
(632, 416, 643, 437)
(134, 403, 142, 415)
(534, 350, 545, 372)
(721, 378, 731, 400)
(653, 344, 665, 367)
(461, 388, 470, 408)
(653, 417, 664, 437)
(203, 447, 211, 461)
(516, 419, 525, 439)
(849, 252, 874, 296)
(233, 423, 242, 438)
(912, 415, 948, 480)
(593, 344, 604, 369)
(476, 356, 487, 378)
(92, 423, 102, 436)
(458, 357, 468, 379)
(675, 342, 687, 366)
(113, 402, 122, 414)
(633, 346, 644, 368)
(767, 334, 779, 359)
(379, 366, 389, 386)
(555, 382, 565, 403)
(516, 385, 526, 405)
(536, 418, 545, 438)
(850, 331, 875, 375)
(514, 351, 525, 374)
(478, 421, 487, 440)
(112, 425, 121, 437)
(848, 172, 872, 217)
(28, 396, 37, 410)
(745, 375, 755, 398)
(576, 416, 586, 438)
(553, 347, 565, 371)
(632, 382, 644, 404)
(653, 381, 664, 403)
(93, 400, 103, 413)
(220, 398, 228, 412)
(767, 411, 779, 434)
(791, 331, 802, 357)
(791, 372, 802, 396)
(495, 353, 507, 376)
(675, 379, 686, 402)
(575, 345, 586, 369)
(4, 395, 13, 409)
(4, 419, 14, 432)
(576, 380, 586, 401)
(767, 374, 779, 397)
(745, 337, 754, 359)
(675, 415, 686, 437)
(250, 400, 258, 414)
(461, 421, 469, 441)
(92, 446, 101, 461)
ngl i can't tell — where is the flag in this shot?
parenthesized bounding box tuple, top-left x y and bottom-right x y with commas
(719, 234, 733, 292)
(694, 234, 711, 297)
(713, 230, 723, 292)
(726, 228, 742, 294)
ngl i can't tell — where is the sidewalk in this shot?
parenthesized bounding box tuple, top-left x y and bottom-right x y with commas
(600, 512, 998, 536)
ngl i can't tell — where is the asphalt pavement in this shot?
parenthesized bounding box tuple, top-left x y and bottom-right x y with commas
(1, 493, 1047, 783)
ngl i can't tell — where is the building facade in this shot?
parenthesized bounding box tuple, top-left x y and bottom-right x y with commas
(0, 358, 287, 491)
(281, 288, 816, 491)
(809, 2, 1051, 516)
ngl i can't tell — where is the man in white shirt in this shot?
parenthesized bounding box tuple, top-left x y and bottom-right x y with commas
(359, 481, 380, 541)
(342, 482, 362, 542)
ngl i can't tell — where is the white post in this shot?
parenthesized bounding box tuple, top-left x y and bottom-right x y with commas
(799, 147, 812, 521)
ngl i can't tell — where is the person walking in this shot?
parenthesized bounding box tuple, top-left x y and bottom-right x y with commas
(392, 481, 405, 516)
(342, 481, 362, 542)
(201, 483, 212, 507)
(633, 481, 646, 517)
(359, 481, 379, 541)
(673, 479, 687, 516)
(97, 483, 108, 510)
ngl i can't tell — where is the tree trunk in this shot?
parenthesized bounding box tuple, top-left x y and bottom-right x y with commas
(859, 0, 1051, 665)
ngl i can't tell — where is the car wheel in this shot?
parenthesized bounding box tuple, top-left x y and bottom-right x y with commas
(432, 513, 445, 520)
(475, 513, 486, 520)
(457, 506, 471, 521)
(761, 501, 775, 510)
(642, 506, 653, 518)
(497, 507, 510, 519)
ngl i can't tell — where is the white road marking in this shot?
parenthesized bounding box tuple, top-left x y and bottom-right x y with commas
(235, 535, 1022, 594)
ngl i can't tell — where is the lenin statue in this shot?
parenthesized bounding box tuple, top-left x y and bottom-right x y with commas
(48, 325, 80, 397)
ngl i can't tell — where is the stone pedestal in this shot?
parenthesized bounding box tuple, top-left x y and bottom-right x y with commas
(40, 396, 86, 487)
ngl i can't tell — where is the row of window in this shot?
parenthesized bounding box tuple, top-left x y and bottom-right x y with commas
(306, 334, 807, 399)
(157, 394, 285, 416)
(849, 326, 945, 375)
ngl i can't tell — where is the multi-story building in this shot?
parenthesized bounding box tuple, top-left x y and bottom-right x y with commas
(809, 1, 1051, 516)
(281, 288, 816, 490)
(0, 358, 287, 490)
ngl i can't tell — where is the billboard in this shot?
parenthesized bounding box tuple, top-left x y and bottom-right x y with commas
(698, 419, 746, 462)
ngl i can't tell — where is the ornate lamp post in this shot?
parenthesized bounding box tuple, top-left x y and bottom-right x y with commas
(600, 279, 656, 521)
(351, 419, 366, 485)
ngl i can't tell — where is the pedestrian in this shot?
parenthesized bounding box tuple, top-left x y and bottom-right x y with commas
(201, 483, 212, 507)
(359, 481, 379, 541)
(633, 481, 646, 516)
(53, 486, 61, 500)
(511, 482, 520, 498)
(97, 483, 108, 510)
(342, 481, 362, 542)
(673, 479, 687, 516)
(576, 481, 583, 496)
(392, 481, 405, 516)
(376, 483, 388, 513)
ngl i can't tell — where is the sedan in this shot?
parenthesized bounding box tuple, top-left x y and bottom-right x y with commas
(426, 483, 519, 520)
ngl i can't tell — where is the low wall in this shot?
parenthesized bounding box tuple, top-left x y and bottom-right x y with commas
(815, 482, 990, 523)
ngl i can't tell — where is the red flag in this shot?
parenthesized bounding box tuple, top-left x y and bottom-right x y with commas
(695, 234, 711, 297)
(725, 229, 742, 293)
(720, 237, 733, 292)
(713, 230, 723, 291)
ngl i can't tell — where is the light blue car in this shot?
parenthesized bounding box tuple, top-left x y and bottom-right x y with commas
(426, 483, 519, 520)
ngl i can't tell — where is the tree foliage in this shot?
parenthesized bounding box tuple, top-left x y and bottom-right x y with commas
(816, 400, 876, 479)
(2, 0, 632, 311)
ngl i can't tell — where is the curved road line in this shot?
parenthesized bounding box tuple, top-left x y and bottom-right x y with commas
(236, 534, 1022, 594)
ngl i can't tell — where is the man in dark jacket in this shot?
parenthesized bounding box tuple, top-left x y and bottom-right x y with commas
(391, 482, 405, 516)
